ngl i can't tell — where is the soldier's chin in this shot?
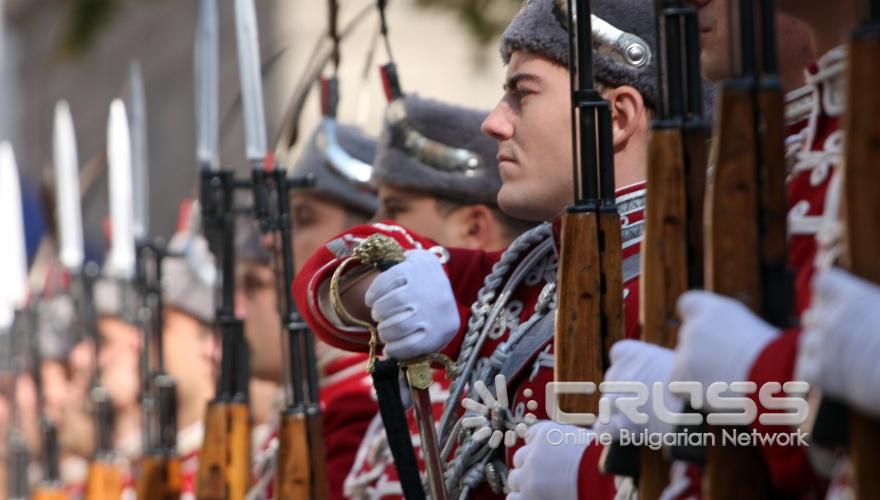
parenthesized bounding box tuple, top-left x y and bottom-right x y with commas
(498, 186, 552, 223)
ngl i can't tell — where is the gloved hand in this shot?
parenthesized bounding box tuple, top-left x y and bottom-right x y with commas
(796, 268, 880, 418)
(671, 291, 779, 387)
(507, 421, 588, 500)
(365, 249, 460, 361)
(594, 340, 681, 439)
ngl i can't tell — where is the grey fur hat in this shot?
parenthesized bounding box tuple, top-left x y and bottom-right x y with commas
(372, 95, 501, 206)
(162, 231, 216, 325)
(94, 277, 137, 319)
(36, 295, 77, 360)
(500, 0, 659, 108)
(291, 122, 378, 218)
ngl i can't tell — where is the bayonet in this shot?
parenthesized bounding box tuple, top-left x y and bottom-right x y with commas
(53, 100, 85, 274)
(106, 99, 136, 282)
(129, 62, 149, 242)
(235, 0, 267, 167)
(0, 142, 29, 311)
(196, 0, 219, 171)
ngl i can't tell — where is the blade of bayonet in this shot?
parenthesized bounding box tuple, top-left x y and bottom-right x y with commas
(53, 100, 85, 274)
(235, 0, 268, 165)
(129, 62, 150, 241)
(196, 0, 220, 170)
(0, 142, 29, 314)
(106, 99, 136, 281)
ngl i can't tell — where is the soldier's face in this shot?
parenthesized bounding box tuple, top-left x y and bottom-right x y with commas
(687, 0, 812, 87)
(483, 51, 574, 222)
(236, 261, 284, 381)
(686, 0, 735, 82)
(96, 317, 141, 410)
(291, 193, 359, 274)
(376, 185, 479, 248)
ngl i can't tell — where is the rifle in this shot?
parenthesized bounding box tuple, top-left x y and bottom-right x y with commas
(1, 142, 33, 500)
(195, 2, 251, 497)
(553, 0, 624, 420)
(241, 0, 327, 496)
(6, 314, 31, 500)
(833, 0, 880, 495)
(86, 99, 140, 500)
(702, 1, 792, 497)
(28, 303, 67, 500)
(134, 243, 183, 499)
(623, 2, 708, 496)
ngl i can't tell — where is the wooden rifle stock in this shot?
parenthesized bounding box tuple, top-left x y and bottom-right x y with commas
(137, 455, 183, 500)
(276, 411, 312, 499)
(33, 488, 68, 500)
(639, 127, 690, 498)
(306, 407, 328, 499)
(556, 212, 604, 415)
(840, 22, 880, 499)
(196, 400, 251, 500)
(196, 401, 229, 498)
(704, 85, 774, 500)
(85, 461, 125, 500)
(555, 0, 622, 421)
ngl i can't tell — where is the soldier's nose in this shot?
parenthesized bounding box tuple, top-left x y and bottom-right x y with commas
(481, 105, 514, 142)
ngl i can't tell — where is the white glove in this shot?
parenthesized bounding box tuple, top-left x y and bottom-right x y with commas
(796, 268, 880, 418)
(671, 291, 779, 387)
(507, 421, 587, 500)
(594, 340, 681, 439)
(364, 249, 460, 361)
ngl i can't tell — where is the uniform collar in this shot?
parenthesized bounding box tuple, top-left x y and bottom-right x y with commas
(551, 180, 647, 251)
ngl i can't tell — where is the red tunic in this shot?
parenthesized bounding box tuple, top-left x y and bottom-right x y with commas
(294, 182, 648, 499)
(746, 46, 848, 497)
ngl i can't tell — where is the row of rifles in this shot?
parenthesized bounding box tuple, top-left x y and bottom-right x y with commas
(0, 0, 335, 498)
(555, 0, 879, 499)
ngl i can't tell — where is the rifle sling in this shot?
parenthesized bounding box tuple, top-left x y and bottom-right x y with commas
(371, 359, 427, 500)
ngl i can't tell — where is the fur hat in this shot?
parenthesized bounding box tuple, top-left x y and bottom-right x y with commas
(93, 277, 137, 319)
(290, 122, 378, 218)
(500, 0, 659, 108)
(372, 95, 501, 206)
(161, 231, 216, 325)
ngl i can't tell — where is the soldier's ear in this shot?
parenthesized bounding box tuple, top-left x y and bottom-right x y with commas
(605, 85, 647, 149)
(448, 204, 497, 250)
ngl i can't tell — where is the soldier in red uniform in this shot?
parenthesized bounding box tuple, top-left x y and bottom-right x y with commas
(341, 95, 535, 499)
(292, 0, 664, 497)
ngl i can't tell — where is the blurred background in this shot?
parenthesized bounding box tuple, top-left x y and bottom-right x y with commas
(0, 0, 521, 262)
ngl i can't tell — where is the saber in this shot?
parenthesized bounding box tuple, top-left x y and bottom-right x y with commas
(329, 235, 455, 500)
